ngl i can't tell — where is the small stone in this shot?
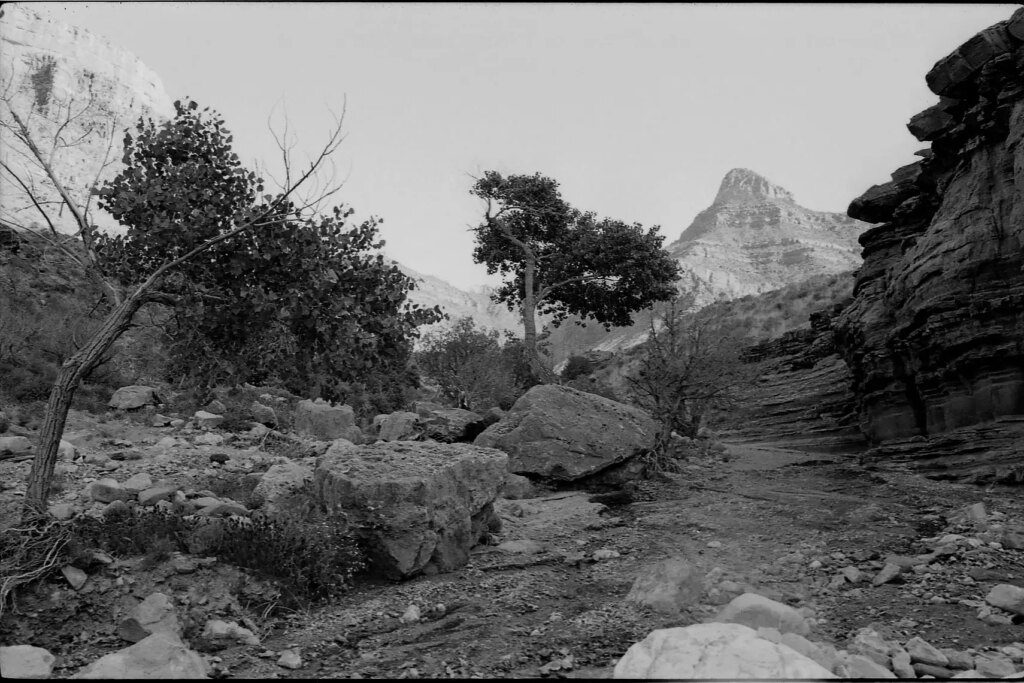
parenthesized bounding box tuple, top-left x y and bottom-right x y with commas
(122, 473, 154, 493)
(840, 652, 897, 678)
(171, 555, 197, 574)
(62, 565, 87, 590)
(873, 563, 902, 586)
(209, 453, 229, 464)
(593, 548, 620, 561)
(103, 460, 121, 471)
(986, 584, 1024, 616)
(913, 662, 955, 678)
(707, 541, 722, 549)
(809, 560, 822, 570)
(104, 499, 129, 517)
(139, 485, 178, 506)
(940, 649, 974, 670)
(194, 433, 225, 446)
(89, 478, 129, 503)
(974, 652, 1016, 677)
(277, 648, 303, 669)
(58, 440, 76, 460)
(905, 637, 950, 667)
(399, 605, 421, 624)
(842, 566, 864, 583)
(891, 649, 915, 678)
(49, 502, 75, 521)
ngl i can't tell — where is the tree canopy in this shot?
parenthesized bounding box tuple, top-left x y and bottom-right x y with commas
(94, 100, 443, 407)
(470, 170, 680, 379)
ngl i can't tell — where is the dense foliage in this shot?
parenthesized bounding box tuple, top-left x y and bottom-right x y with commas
(94, 100, 442, 408)
(470, 171, 680, 377)
(415, 316, 537, 411)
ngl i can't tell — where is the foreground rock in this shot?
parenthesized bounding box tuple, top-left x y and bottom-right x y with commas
(0, 644, 56, 679)
(313, 441, 508, 579)
(613, 623, 835, 679)
(713, 592, 811, 636)
(625, 558, 704, 615)
(72, 632, 208, 678)
(474, 385, 657, 481)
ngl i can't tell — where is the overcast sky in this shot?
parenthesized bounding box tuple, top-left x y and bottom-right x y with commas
(43, 2, 1017, 290)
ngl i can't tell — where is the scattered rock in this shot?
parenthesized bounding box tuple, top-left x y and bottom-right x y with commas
(613, 623, 835, 679)
(986, 584, 1024, 616)
(121, 472, 153, 494)
(138, 485, 178, 506)
(117, 592, 180, 644)
(913, 662, 956, 678)
(0, 644, 56, 679)
(624, 558, 704, 615)
(72, 632, 208, 679)
(250, 401, 277, 427)
(58, 439, 76, 460)
(49, 502, 75, 521)
(377, 411, 420, 442)
(872, 563, 902, 586)
(0, 435, 32, 455)
(294, 399, 356, 441)
(193, 411, 224, 430)
(890, 649, 916, 678)
(974, 652, 1016, 678)
(62, 565, 87, 590)
(200, 619, 260, 649)
(276, 648, 303, 670)
(108, 385, 161, 410)
(495, 539, 545, 555)
(593, 548, 620, 561)
(713, 592, 811, 636)
(400, 604, 421, 624)
(500, 473, 536, 500)
(252, 461, 314, 513)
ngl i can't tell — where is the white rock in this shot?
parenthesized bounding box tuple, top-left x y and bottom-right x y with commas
(986, 584, 1024, 616)
(713, 592, 810, 636)
(201, 619, 260, 647)
(0, 644, 56, 679)
(276, 648, 303, 670)
(0, 435, 32, 455)
(72, 632, 207, 678)
(58, 439, 76, 460)
(400, 604, 421, 624)
(613, 622, 835, 679)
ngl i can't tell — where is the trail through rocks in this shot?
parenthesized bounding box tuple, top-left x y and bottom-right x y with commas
(217, 439, 1024, 679)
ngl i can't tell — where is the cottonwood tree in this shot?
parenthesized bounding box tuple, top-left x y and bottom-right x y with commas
(1, 89, 360, 514)
(470, 171, 680, 381)
(95, 102, 441, 407)
(626, 295, 754, 467)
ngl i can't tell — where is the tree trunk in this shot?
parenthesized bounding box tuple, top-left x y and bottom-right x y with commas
(23, 288, 152, 514)
(521, 256, 554, 383)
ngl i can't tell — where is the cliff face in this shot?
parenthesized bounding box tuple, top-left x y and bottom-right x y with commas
(834, 9, 1024, 475)
(0, 3, 175, 234)
(396, 262, 522, 337)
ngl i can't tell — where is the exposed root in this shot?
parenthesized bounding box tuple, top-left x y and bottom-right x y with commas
(0, 511, 72, 620)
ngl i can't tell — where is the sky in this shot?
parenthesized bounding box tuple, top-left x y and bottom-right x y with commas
(38, 2, 1019, 291)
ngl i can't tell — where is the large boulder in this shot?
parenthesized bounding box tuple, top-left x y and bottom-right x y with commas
(0, 644, 56, 679)
(474, 385, 658, 481)
(293, 399, 356, 440)
(377, 411, 420, 442)
(72, 632, 208, 679)
(313, 441, 508, 579)
(614, 623, 835, 679)
(417, 406, 484, 443)
(108, 385, 161, 411)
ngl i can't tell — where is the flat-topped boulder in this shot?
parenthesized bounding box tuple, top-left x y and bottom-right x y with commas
(474, 385, 658, 481)
(313, 441, 507, 579)
(294, 398, 358, 441)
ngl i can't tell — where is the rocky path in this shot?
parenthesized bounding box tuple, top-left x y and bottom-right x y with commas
(216, 439, 1024, 679)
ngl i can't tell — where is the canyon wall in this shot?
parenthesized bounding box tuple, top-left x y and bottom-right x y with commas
(0, 3, 175, 235)
(834, 8, 1024, 477)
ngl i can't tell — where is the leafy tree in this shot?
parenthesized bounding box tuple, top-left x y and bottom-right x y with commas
(626, 295, 755, 469)
(95, 105, 441, 406)
(0, 88, 379, 513)
(415, 317, 536, 411)
(470, 171, 680, 381)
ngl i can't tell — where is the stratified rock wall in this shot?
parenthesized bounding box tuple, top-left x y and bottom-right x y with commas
(835, 9, 1024, 452)
(0, 3, 174, 235)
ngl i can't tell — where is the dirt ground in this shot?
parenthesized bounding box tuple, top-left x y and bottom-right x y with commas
(3, 415, 1024, 679)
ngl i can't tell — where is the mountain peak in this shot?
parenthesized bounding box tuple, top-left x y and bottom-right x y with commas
(714, 168, 795, 205)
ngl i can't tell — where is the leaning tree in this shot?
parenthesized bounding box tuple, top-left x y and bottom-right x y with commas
(1, 87, 358, 514)
(470, 171, 680, 381)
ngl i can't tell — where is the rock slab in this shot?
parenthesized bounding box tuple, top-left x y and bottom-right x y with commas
(314, 441, 507, 579)
(474, 384, 658, 481)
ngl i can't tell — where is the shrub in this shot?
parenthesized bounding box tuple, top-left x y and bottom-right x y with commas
(561, 355, 595, 381)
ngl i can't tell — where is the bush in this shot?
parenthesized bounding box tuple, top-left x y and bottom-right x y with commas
(561, 355, 595, 381)
(68, 500, 367, 607)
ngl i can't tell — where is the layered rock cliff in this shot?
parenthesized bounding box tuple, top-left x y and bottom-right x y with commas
(834, 8, 1024, 480)
(0, 3, 175, 235)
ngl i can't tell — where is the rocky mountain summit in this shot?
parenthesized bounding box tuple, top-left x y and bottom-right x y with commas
(546, 169, 867, 360)
(834, 8, 1024, 481)
(0, 3, 175, 235)
(669, 167, 866, 305)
